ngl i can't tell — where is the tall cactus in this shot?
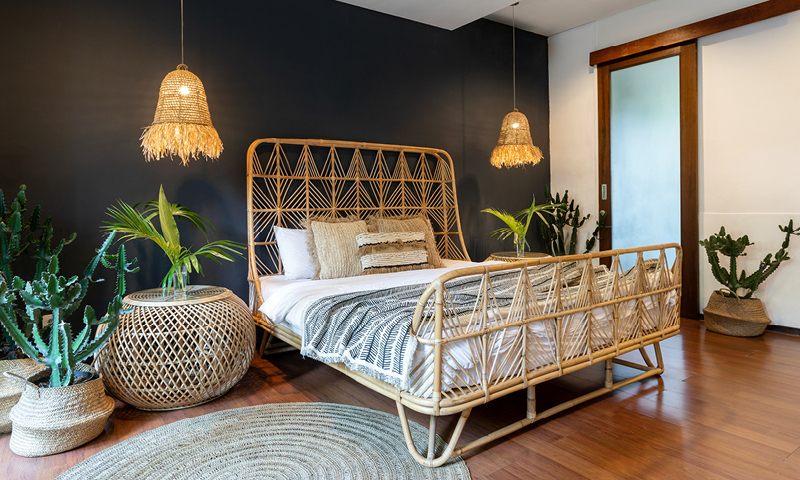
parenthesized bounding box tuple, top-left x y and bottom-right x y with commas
(0, 185, 75, 283)
(0, 232, 138, 387)
(540, 187, 607, 256)
(699, 220, 799, 299)
(0, 185, 75, 359)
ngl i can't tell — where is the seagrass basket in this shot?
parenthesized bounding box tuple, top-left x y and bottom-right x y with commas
(0, 359, 47, 433)
(703, 290, 771, 337)
(6, 363, 115, 457)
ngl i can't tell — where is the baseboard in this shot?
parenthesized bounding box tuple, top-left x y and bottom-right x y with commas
(765, 325, 800, 336)
(696, 313, 800, 336)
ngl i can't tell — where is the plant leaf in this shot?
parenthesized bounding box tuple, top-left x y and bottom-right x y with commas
(158, 185, 181, 249)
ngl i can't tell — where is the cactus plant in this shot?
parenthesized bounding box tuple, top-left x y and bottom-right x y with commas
(699, 220, 799, 299)
(0, 232, 138, 387)
(1, 185, 75, 286)
(103, 185, 243, 293)
(540, 187, 607, 257)
(0, 185, 75, 360)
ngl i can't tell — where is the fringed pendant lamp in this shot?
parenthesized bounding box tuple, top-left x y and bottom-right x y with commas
(490, 3, 543, 169)
(141, 0, 223, 166)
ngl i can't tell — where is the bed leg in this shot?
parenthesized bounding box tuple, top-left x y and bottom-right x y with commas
(526, 385, 536, 419)
(258, 331, 271, 357)
(639, 345, 655, 368)
(654, 342, 664, 372)
(604, 359, 613, 389)
(396, 401, 471, 468)
(427, 416, 437, 461)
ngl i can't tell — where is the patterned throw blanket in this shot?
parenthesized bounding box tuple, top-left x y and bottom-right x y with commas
(301, 262, 584, 390)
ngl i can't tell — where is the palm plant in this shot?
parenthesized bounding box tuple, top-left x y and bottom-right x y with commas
(104, 185, 244, 293)
(482, 195, 564, 256)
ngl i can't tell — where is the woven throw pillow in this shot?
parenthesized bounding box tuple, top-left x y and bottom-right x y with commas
(368, 215, 444, 268)
(356, 232, 431, 274)
(306, 216, 368, 280)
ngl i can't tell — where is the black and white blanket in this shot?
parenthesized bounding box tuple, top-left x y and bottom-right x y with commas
(301, 261, 584, 390)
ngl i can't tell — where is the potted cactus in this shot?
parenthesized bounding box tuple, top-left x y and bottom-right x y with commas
(699, 220, 799, 337)
(0, 231, 138, 456)
(0, 185, 74, 433)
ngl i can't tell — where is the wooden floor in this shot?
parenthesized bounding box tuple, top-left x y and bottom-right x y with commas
(3, 318, 800, 479)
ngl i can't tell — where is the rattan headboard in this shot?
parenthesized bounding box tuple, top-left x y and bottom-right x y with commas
(246, 138, 470, 281)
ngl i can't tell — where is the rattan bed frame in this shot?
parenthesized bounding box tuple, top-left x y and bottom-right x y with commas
(246, 138, 682, 467)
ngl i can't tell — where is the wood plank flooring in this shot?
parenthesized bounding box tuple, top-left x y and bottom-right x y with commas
(2, 319, 800, 479)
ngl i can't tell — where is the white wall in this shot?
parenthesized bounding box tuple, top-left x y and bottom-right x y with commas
(549, 0, 800, 327)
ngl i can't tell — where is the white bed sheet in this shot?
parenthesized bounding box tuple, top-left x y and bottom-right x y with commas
(258, 260, 675, 398)
(259, 259, 496, 332)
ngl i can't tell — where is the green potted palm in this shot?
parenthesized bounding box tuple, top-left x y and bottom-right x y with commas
(0, 232, 138, 456)
(700, 220, 799, 337)
(103, 185, 244, 295)
(97, 187, 253, 412)
(482, 195, 563, 257)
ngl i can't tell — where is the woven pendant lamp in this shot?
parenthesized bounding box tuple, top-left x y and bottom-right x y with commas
(141, 1, 222, 166)
(490, 3, 543, 169)
(490, 110, 543, 168)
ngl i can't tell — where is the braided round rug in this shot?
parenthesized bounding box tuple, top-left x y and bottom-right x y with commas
(56, 402, 471, 480)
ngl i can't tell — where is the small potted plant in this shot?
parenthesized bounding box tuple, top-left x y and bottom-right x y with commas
(482, 195, 562, 257)
(0, 232, 138, 456)
(699, 220, 799, 337)
(0, 185, 74, 433)
(103, 185, 244, 295)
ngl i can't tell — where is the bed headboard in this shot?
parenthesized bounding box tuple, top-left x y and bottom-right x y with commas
(246, 138, 470, 281)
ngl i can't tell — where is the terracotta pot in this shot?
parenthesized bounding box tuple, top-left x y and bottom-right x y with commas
(703, 290, 771, 337)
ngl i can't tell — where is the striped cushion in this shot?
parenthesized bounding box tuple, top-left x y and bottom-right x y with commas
(367, 215, 444, 268)
(356, 232, 432, 274)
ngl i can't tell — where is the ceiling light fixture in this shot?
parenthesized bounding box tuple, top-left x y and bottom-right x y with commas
(490, 2, 543, 169)
(140, 0, 223, 166)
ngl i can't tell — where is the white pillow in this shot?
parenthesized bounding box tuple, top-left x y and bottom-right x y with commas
(273, 226, 315, 280)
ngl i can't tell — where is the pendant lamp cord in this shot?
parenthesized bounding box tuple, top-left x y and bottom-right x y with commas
(181, 0, 184, 65)
(512, 3, 516, 110)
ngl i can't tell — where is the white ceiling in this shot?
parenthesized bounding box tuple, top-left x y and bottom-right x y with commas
(337, 0, 656, 36)
(337, 0, 512, 32)
(486, 0, 654, 36)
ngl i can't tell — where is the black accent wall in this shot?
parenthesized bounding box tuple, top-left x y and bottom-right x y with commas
(0, 0, 549, 310)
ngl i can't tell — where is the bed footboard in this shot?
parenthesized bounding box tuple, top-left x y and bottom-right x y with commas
(395, 243, 681, 466)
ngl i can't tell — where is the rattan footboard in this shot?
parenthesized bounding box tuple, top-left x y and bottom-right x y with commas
(246, 138, 682, 467)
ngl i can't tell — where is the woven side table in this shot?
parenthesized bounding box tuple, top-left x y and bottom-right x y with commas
(94, 286, 255, 411)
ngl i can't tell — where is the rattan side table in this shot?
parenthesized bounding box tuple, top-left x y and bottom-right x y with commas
(94, 286, 255, 411)
(487, 251, 551, 262)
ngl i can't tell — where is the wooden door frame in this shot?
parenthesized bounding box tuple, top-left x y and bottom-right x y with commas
(597, 42, 699, 319)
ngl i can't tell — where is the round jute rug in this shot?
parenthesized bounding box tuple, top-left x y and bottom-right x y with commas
(56, 402, 471, 480)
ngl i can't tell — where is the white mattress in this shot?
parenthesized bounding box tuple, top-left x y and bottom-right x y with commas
(259, 260, 675, 398)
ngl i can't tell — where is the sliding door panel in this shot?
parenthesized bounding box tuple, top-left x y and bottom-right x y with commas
(610, 56, 681, 271)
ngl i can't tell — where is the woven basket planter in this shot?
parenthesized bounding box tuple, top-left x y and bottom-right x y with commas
(703, 290, 771, 337)
(7, 363, 114, 457)
(0, 359, 47, 433)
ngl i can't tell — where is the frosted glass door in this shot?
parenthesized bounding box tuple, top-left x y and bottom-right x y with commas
(610, 56, 681, 270)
